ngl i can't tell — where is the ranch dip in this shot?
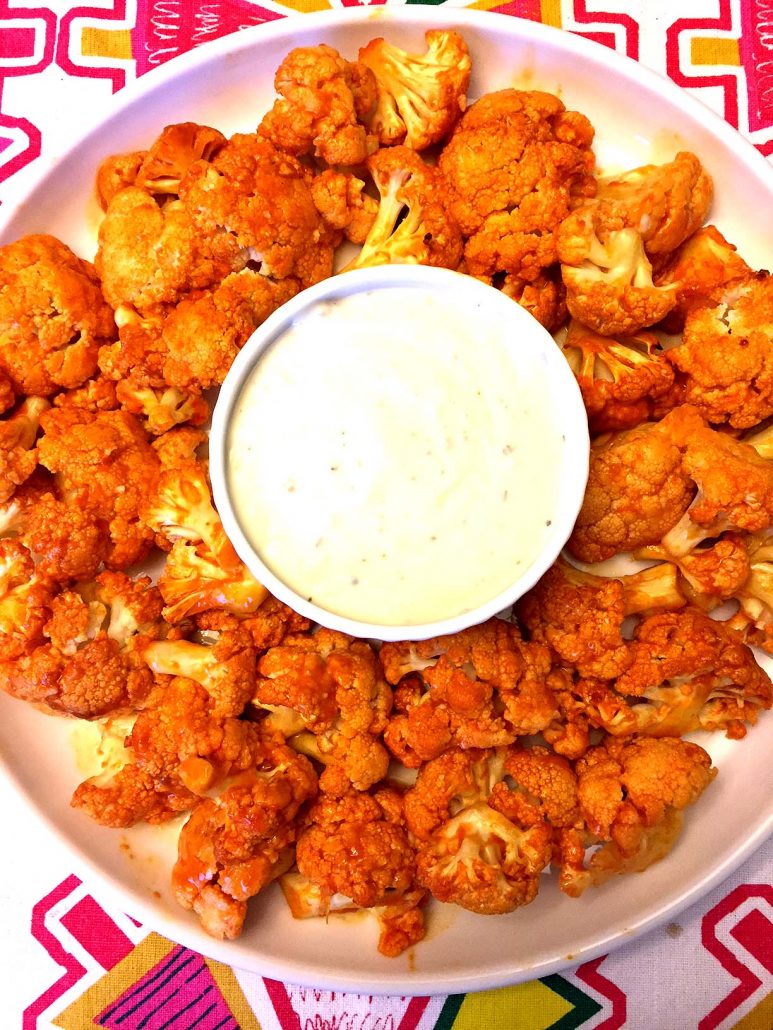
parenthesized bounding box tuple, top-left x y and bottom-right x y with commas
(227, 286, 565, 626)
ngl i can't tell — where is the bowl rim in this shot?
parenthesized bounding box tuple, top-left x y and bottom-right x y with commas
(209, 265, 590, 641)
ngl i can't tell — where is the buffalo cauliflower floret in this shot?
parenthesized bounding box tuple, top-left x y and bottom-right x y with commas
(291, 788, 426, 957)
(488, 269, 567, 333)
(654, 224, 754, 332)
(115, 381, 209, 437)
(142, 461, 267, 621)
(517, 558, 685, 681)
(311, 170, 378, 245)
(575, 152, 713, 257)
(134, 121, 226, 196)
(559, 225, 678, 336)
(144, 623, 256, 719)
(724, 530, 773, 654)
(404, 748, 553, 914)
(358, 30, 471, 152)
(258, 44, 376, 166)
(254, 628, 392, 794)
(172, 741, 317, 939)
(161, 271, 296, 391)
(71, 676, 285, 827)
(666, 274, 773, 429)
(568, 405, 704, 562)
(557, 736, 716, 897)
(342, 146, 462, 272)
(380, 618, 559, 767)
(0, 397, 49, 503)
(660, 425, 773, 556)
(0, 235, 116, 396)
(0, 571, 167, 719)
(575, 607, 772, 738)
(179, 132, 337, 290)
(0, 539, 54, 660)
(560, 319, 675, 433)
(95, 150, 146, 210)
(96, 189, 235, 314)
(37, 406, 159, 570)
(438, 89, 595, 283)
(635, 536, 751, 612)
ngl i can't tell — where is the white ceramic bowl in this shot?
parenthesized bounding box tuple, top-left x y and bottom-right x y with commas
(210, 265, 589, 641)
(0, 7, 771, 997)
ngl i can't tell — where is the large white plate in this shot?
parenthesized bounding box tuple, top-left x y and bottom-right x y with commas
(0, 7, 771, 996)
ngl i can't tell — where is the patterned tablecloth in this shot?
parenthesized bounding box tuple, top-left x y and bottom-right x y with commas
(1, 2, 772, 1028)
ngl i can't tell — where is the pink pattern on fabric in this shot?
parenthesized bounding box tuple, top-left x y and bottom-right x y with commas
(60, 894, 136, 971)
(730, 908, 773, 977)
(739, 1, 773, 137)
(699, 883, 773, 1030)
(96, 944, 240, 1030)
(575, 956, 627, 1029)
(132, 0, 284, 77)
(477, 2, 542, 21)
(56, 0, 129, 92)
(0, 26, 35, 57)
(23, 875, 87, 1030)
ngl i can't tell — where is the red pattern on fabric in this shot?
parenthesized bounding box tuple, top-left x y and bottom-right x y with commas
(0, 27, 35, 57)
(739, 0, 773, 134)
(263, 978, 304, 1030)
(699, 884, 773, 1030)
(396, 996, 432, 1030)
(23, 875, 87, 1030)
(730, 908, 773, 977)
(572, 0, 639, 58)
(56, 0, 128, 91)
(60, 894, 136, 971)
(665, 0, 739, 127)
(575, 956, 627, 1029)
(478, 1, 542, 20)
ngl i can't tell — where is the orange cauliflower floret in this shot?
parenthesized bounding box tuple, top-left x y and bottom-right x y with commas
(134, 121, 226, 196)
(666, 274, 773, 429)
(559, 224, 678, 336)
(404, 747, 553, 914)
(380, 618, 559, 767)
(21, 492, 109, 582)
(568, 405, 704, 562)
(0, 571, 166, 719)
(438, 89, 596, 283)
(724, 530, 773, 654)
(179, 132, 337, 290)
(142, 461, 267, 622)
(655, 224, 754, 332)
(96, 189, 236, 314)
(517, 558, 685, 681)
(144, 624, 256, 719)
(575, 152, 713, 257)
(95, 150, 146, 210)
(358, 30, 471, 151)
(660, 425, 773, 557)
(343, 146, 462, 272)
(0, 397, 49, 503)
(37, 406, 160, 570)
(635, 536, 751, 612)
(258, 44, 376, 166)
(574, 608, 772, 739)
(290, 789, 426, 957)
(0, 539, 54, 660)
(557, 736, 716, 897)
(483, 268, 567, 333)
(311, 170, 378, 245)
(161, 271, 296, 391)
(254, 628, 392, 795)
(172, 742, 317, 940)
(559, 319, 675, 433)
(71, 677, 282, 828)
(0, 235, 116, 396)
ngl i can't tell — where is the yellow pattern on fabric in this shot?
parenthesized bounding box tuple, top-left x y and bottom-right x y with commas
(731, 991, 773, 1030)
(81, 27, 133, 60)
(274, 0, 332, 13)
(51, 932, 261, 1030)
(690, 37, 741, 66)
(540, 0, 562, 27)
(450, 981, 573, 1029)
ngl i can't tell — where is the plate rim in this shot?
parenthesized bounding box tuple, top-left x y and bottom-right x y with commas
(0, 4, 772, 996)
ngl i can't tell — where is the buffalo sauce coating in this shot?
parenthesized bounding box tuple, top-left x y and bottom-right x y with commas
(227, 287, 565, 626)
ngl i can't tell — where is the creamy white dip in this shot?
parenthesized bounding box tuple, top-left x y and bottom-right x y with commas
(227, 286, 564, 626)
